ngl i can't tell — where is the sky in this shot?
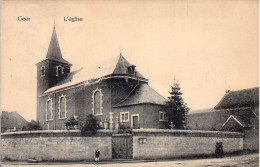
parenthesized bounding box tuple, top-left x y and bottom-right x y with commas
(1, 0, 259, 121)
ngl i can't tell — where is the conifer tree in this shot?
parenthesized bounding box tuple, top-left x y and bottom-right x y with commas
(164, 80, 189, 129)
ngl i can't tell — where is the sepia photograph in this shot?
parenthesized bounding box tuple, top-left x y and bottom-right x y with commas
(0, 0, 259, 166)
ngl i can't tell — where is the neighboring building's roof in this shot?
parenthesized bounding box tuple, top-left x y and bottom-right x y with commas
(221, 107, 259, 131)
(45, 54, 147, 93)
(222, 115, 247, 128)
(1, 111, 28, 132)
(222, 107, 258, 128)
(189, 108, 214, 114)
(45, 26, 71, 65)
(214, 87, 259, 109)
(186, 107, 258, 131)
(114, 84, 167, 107)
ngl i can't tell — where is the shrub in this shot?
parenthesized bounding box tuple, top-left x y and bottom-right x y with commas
(23, 120, 42, 131)
(118, 124, 132, 134)
(65, 116, 79, 130)
(80, 114, 101, 136)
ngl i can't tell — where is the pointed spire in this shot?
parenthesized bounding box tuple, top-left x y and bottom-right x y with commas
(119, 47, 123, 56)
(53, 17, 55, 30)
(46, 23, 71, 64)
(46, 24, 61, 59)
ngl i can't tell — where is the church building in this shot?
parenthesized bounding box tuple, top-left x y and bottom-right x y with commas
(36, 26, 167, 130)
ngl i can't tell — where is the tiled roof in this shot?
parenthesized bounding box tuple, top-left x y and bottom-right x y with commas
(186, 107, 258, 131)
(221, 106, 259, 130)
(114, 84, 167, 107)
(189, 108, 214, 114)
(46, 27, 71, 65)
(45, 54, 147, 93)
(214, 87, 259, 109)
(213, 107, 257, 129)
(223, 115, 247, 128)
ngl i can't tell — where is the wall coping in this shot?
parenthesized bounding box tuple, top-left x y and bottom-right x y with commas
(112, 133, 132, 137)
(1, 129, 112, 136)
(1, 129, 243, 137)
(132, 129, 243, 137)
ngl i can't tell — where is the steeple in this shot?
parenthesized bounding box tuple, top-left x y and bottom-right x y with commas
(46, 24, 71, 65)
(36, 24, 72, 97)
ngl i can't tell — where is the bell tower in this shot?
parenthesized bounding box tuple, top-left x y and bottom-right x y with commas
(36, 25, 72, 98)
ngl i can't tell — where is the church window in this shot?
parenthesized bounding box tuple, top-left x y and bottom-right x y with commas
(92, 88, 103, 115)
(40, 66, 45, 77)
(120, 112, 129, 122)
(56, 65, 64, 77)
(46, 98, 53, 121)
(58, 95, 67, 119)
(159, 111, 167, 121)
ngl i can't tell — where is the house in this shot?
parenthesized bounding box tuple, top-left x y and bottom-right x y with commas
(186, 87, 259, 150)
(1, 111, 28, 132)
(215, 87, 259, 151)
(36, 26, 167, 131)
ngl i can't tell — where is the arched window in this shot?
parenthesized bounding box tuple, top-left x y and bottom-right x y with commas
(56, 65, 64, 77)
(59, 95, 66, 119)
(94, 91, 101, 115)
(46, 98, 53, 120)
(40, 66, 45, 77)
(92, 89, 103, 115)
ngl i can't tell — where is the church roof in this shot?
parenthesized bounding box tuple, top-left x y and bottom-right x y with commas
(44, 54, 147, 93)
(113, 84, 167, 107)
(214, 87, 259, 109)
(46, 26, 71, 65)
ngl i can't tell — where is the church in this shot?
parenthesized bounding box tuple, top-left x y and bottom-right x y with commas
(36, 26, 167, 130)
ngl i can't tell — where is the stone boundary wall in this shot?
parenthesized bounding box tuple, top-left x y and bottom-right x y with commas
(1, 130, 112, 161)
(132, 129, 244, 160)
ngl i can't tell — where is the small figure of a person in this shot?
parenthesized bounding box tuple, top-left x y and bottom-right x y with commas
(215, 142, 220, 158)
(95, 149, 100, 165)
(219, 142, 224, 158)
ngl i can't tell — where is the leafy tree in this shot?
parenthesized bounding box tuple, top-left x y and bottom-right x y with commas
(80, 114, 101, 136)
(22, 120, 42, 131)
(164, 80, 189, 129)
